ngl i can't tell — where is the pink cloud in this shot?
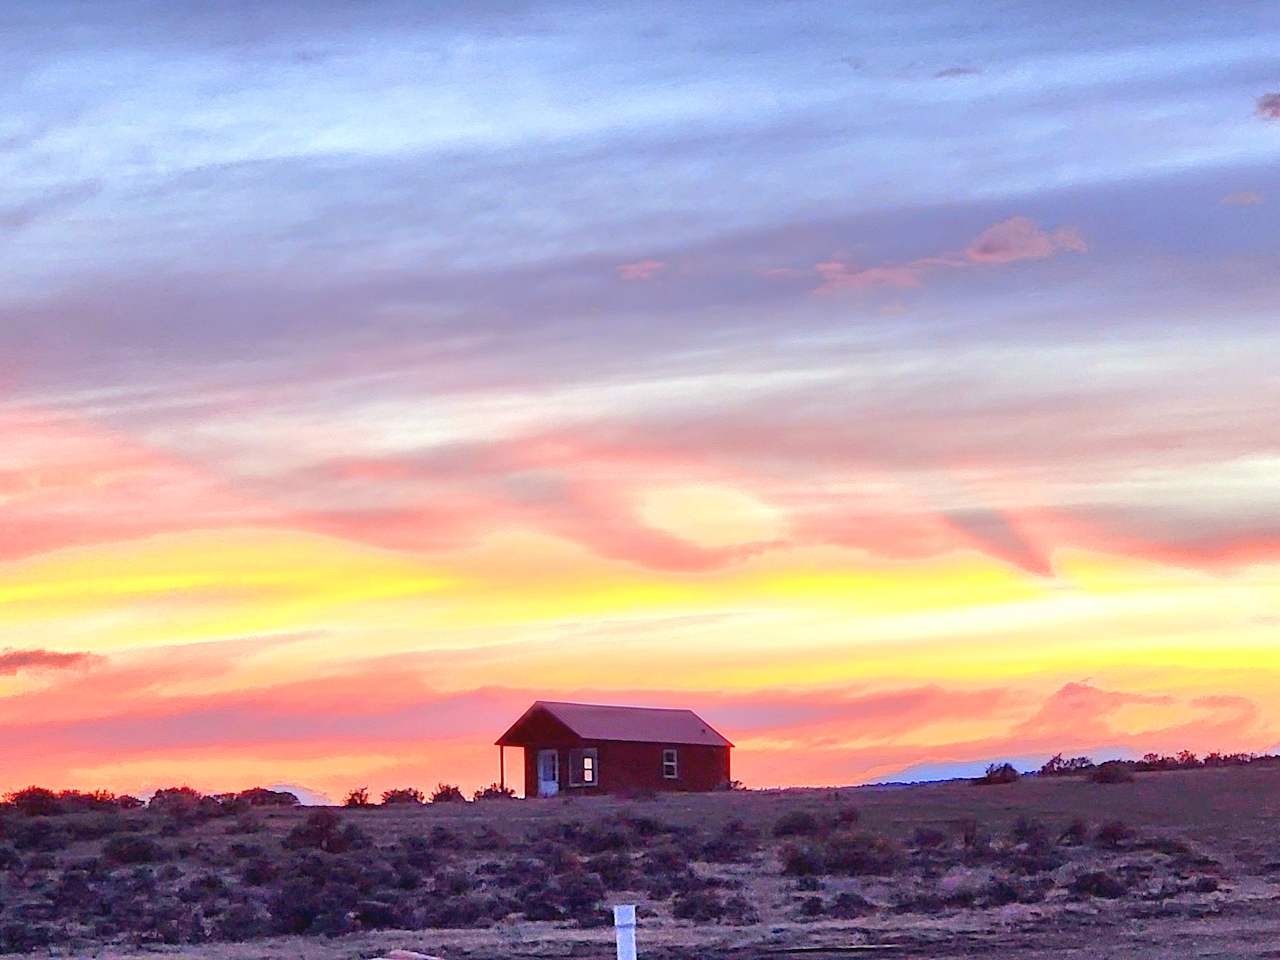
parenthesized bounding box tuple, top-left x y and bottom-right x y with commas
(1257, 93, 1280, 120)
(1222, 191, 1264, 207)
(814, 261, 923, 294)
(965, 216, 1087, 264)
(0, 648, 95, 676)
(810, 216, 1086, 295)
(616, 259, 666, 281)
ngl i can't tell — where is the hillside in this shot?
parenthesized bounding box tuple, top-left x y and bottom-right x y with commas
(3, 765, 1280, 958)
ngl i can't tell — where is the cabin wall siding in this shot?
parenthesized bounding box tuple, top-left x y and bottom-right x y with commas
(519, 739, 729, 796)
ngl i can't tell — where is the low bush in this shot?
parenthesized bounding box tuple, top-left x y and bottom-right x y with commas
(1059, 818, 1089, 845)
(673, 888, 758, 923)
(344, 787, 371, 807)
(1072, 870, 1129, 898)
(822, 832, 901, 876)
(703, 819, 761, 862)
(381, 787, 425, 805)
(588, 850, 635, 888)
(241, 857, 277, 885)
(1012, 816, 1052, 853)
(828, 891, 875, 917)
(832, 805, 861, 828)
(1095, 820, 1137, 850)
(236, 787, 300, 806)
(149, 785, 203, 811)
(430, 783, 466, 804)
(283, 809, 371, 854)
(773, 810, 821, 838)
(780, 841, 825, 877)
(912, 827, 948, 850)
(473, 782, 516, 801)
(8, 818, 71, 852)
(1092, 761, 1135, 784)
(103, 834, 167, 865)
(6, 786, 61, 817)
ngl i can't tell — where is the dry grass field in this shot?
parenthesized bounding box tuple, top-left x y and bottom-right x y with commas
(4, 765, 1280, 959)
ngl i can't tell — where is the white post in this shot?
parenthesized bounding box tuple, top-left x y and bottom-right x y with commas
(613, 904, 637, 960)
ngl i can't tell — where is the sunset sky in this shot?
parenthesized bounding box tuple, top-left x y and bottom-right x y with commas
(2, 2, 1279, 802)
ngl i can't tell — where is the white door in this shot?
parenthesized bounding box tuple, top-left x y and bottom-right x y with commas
(537, 749, 559, 797)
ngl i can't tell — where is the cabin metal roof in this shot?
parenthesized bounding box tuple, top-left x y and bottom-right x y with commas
(497, 700, 733, 748)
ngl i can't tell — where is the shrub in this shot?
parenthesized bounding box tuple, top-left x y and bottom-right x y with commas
(236, 787, 300, 806)
(284, 809, 370, 854)
(642, 842, 691, 877)
(823, 832, 901, 876)
(832, 805, 860, 828)
(798, 894, 824, 918)
(472, 825, 509, 851)
(149, 786, 205, 816)
(215, 900, 272, 941)
(1095, 820, 1136, 849)
(588, 850, 635, 888)
(116, 795, 145, 809)
(1012, 816, 1052, 852)
(344, 787, 371, 807)
(1038, 753, 1095, 776)
(673, 889, 727, 921)
(67, 811, 127, 841)
(1091, 761, 1135, 784)
(241, 856, 278, 885)
(976, 762, 1020, 786)
(8, 818, 71, 851)
(6, 786, 61, 817)
(912, 827, 948, 850)
(1072, 870, 1129, 898)
(828, 891, 875, 918)
(381, 787, 425, 805)
(430, 783, 466, 803)
(780, 841, 825, 877)
(57, 789, 119, 813)
(773, 810, 821, 838)
(576, 822, 631, 853)
(1060, 818, 1089, 845)
(103, 834, 166, 864)
(473, 782, 516, 801)
(703, 819, 761, 862)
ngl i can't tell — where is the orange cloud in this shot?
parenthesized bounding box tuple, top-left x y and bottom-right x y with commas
(1222, 191, 1264, 206)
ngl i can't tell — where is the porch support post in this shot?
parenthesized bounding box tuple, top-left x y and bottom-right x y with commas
(499, 745, 505, 791)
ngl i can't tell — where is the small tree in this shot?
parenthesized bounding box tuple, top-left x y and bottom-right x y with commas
(976, 762, 1020, 786)
(380, 787, 425, 806)
(149, 785, 204, 815)
(429, 783, 465, 803)
(343, 787, 371, 807)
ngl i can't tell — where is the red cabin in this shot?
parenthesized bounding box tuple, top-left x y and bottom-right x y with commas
(496, 700, 733, 797)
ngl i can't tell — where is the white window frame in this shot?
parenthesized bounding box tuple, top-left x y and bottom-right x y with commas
(569, 748, 599, 787)
(662, 748, 679, 780)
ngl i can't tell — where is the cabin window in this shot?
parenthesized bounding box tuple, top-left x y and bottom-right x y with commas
(662, 748, 679, 779)
(569, 748, 599, 787)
